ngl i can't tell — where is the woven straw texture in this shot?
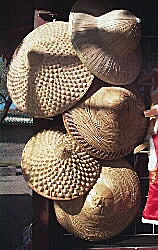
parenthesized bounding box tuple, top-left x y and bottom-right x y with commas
(7, 21, 94, 118)
(69, 9, 142, 85)
(63, 85, 147, 160)
(21, 129, 101, 200)
(54, 158, 141, 241)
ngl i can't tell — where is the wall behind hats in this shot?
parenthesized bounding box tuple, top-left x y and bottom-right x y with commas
(0, 0, 157, 64)
(0, 0, 34, 63)
(97, 0, 155, 36)
(33, 0, 158, 36)
(34, 0, 76, 21)
(0, 0, 77, 63)
(101, 0, 158, 36)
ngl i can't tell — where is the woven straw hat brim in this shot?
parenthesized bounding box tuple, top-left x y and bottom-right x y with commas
(63, 85, 147, 160)
(7, 21, 94, 118)
(54, 158, 141, 241)
(69, 10, 142, 85)
(21, 129, 101, 200)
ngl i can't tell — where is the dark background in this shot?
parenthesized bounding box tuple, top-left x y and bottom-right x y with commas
(0, 0, 158, 63)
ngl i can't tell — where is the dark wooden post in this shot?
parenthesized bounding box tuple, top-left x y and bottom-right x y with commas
(32, 118, 50, 250)
(32, 5, 73, 249)
(32, 116, 65, 250)
(32, 9, 54, 250)
(32, 191, 49, 250)
(32, 5, 61, 248)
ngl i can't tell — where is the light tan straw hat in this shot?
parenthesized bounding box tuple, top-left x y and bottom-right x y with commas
(7, 21, 94, 118)
(63, 84, 147, 160)
(54, 158, 141, 241)
(69, 6, 142, 85)
(21, 129, 101, 200)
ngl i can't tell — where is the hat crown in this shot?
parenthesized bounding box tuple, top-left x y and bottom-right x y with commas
(99, 9, 139, 21)
(87, 184, 114, 216)
(97, 9, 141, 56)
(55, 143, 73, 160)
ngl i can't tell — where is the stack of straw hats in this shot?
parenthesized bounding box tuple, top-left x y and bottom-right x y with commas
(7, 0, 148, 241)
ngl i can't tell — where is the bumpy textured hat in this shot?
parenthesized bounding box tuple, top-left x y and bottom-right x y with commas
(69, 7, 142, 85)
(54, 158, 141, 241)
(7, 21, 94, 118)
(63, 85, 147, 160)
(21, 129, 101, 200)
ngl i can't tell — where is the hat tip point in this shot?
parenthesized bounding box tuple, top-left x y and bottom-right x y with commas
(136, 17, 141, 24)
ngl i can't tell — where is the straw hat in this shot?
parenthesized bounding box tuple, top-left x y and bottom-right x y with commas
(7, 21, 94, 118)
(63, 85, 147, 160)
(21, 129, 101, 200)
(69, 7, 142, 85)
(54, 158, 141, 241)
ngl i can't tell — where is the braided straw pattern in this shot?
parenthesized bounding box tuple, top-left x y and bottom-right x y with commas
(69, 9, 142, 85)
(63, 86, 147, 160)
(54, 158, 141, 241)
(21, 129, 101, 200)
(7, 21, 94, 118)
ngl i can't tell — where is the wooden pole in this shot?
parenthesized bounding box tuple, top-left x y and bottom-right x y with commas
(32, 191, 49, 250)
(32, 118, 50, 250)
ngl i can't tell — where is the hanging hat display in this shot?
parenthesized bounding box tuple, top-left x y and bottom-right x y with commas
(69, 7, 142, 85)
(7, 21, 94, 118)
(21, 129, 101, 200)
(54, 158, 141, 241)
(63, 85, 147, 160)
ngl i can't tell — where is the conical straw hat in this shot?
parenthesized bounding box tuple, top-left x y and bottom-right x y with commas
(63, 85, 147, 160)
(21, 129, 101, 200)
(54, 158, 141, 241)
(69, 8, 142, 85)
(7, 21, 94, 118)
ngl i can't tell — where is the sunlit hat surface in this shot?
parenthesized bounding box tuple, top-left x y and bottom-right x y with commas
(63, 85, 147, 160)
(69, 4, 142, 85)
(21, 129, 101, 200)
(54, 158, 141, 241)
(7, 21, 94, 118)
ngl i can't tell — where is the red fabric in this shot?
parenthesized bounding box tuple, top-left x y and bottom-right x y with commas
(142, 133, 158, 221)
